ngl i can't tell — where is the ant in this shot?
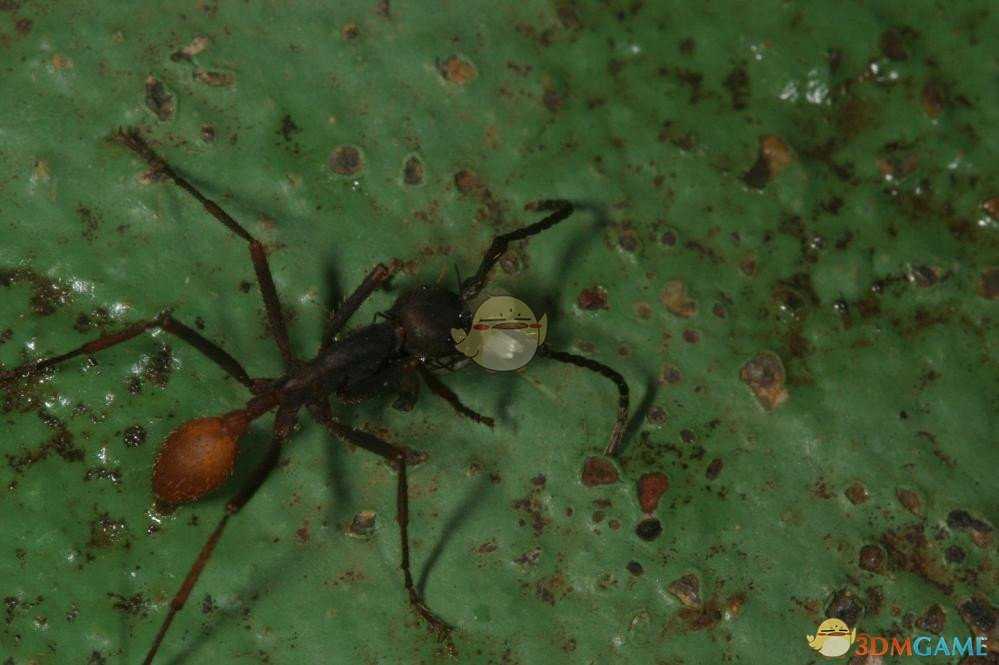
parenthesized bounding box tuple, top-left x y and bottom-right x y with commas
(0, 128, 630, 663)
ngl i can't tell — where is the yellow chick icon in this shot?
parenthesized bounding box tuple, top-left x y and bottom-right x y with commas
(806, 618, 857, 658)
(451, 296, 547, 371)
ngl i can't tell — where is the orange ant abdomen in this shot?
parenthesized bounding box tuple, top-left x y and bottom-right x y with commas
(153, 411, 250, 504)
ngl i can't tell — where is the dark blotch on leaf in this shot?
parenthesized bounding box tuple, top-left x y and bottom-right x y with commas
(635, 517, 662, 541)
(329, 146, 362, 175)
(916, 604, 946, 634)
(403, 156, 424, 185)
(858, 544, 885, 572)
(279, 114, 300, 142)
(581, 456, 618, 486)
(637, 472, 669, 512)
(723, 65, 749, 110)
(122, 425, 147, 448)
(825, 589, 863, 626)
(578, 286, 609, 310)
(144, 77, 175, 122)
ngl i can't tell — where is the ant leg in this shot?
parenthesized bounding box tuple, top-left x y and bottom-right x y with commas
(460, 199, 574, 302)
(142, 405, 298, 665)
(537, 346, 629, 456)
(321, 261, 397, 353)
(417, 366, 494, 427)
(308, 404, 458, 656)
(0, 314, 257, 391)
(115, 128, 296, 368)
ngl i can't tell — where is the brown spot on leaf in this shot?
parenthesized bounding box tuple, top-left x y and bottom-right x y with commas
(742, 135, 794, 189)
(194, 70, 234, 86)
(826, 589, 864, 626)
(739, 352, 788, 410)
(578, 286, 609, 310)
(543, 85, 565, 112)
(88, 513, 128, 549)
(144, 77, 175, 121)
(881, 524, 952, 593)
(637, 472, 668, 513)
(51, 54, 73, 70)
(6, 412, 84, 472)
(438, 55, 476, 84)
(896, 488, 923, 517)
(845, 481, 869, 504)
(956, 596, 997, 651)
(512, 479, 551, 536)
(858, 545, 885, 572)
(535, 572, 570, 605)
(403, 156, 424, 185)
(142, 345, 174, 388)
(705, 458, 723, 480)
(122, 425, 146, 448)
(513, 547, 541, 566)
(723, 65, 749, 110)
(983, 197, 999, 220)
(916, 604, 946, 634)
(75, 204, 101, 241)
(922, 81, 946, 118)
(581, 456, 618, 486)
(279, 114, 300, 142)
(659, 280, 696, 317)
(296, 520, 310, 543)
(667, 574, 702, 608)
(201, 595, 217, 614)
(947, 509, 993, 547)
(170, 35, 209, 61)
(633, 302, 652, 319)
(341, 21, 359, 40)
(347, 511, 376, 537)
(453, 169, 483, 193)
(329, 145, 363, 175)
(979, 267, 999, 300)
(108, 592, 149, 617)
(879, 27, 912, 61)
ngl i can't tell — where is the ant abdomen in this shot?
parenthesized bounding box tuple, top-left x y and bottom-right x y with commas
(153, 411, 249, 504)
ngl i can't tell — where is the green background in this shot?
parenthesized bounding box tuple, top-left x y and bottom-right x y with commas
(0, 1, 996, 663)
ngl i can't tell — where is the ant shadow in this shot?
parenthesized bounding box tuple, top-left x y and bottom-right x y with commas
(416, 473, 492, 597)
(620, 375, 659, 456)
(161, 428, 495, 665)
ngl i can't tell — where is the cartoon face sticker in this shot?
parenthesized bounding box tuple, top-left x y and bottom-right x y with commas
(451, 296, 547, 371)
(806, 618, 857, 658)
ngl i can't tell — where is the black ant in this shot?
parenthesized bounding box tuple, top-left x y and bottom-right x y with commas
(0, 128, 630, 663)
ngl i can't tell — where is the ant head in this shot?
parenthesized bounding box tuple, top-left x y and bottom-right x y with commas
(388, 285, 469, 360)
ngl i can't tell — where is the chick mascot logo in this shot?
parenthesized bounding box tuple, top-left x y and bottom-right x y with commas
(806, 618, 857, 658)
(451, 296, 547, 371)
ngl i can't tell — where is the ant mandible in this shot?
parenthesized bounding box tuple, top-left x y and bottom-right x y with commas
(0, 128, 630, 663)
